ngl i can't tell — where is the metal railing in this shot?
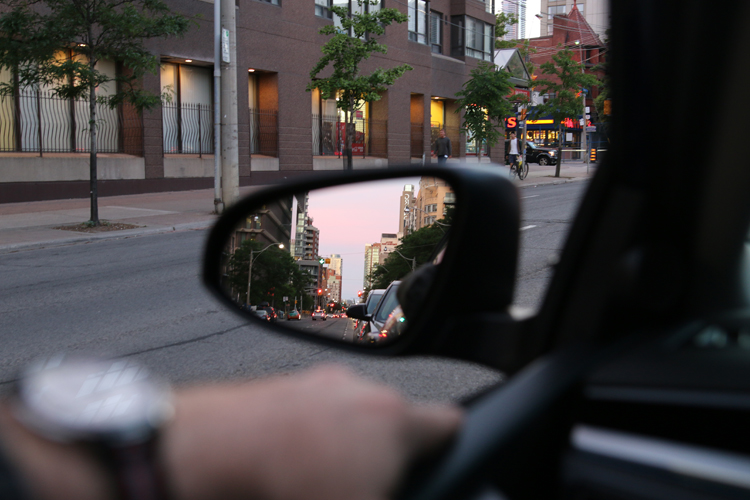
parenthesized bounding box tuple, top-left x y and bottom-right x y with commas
(312, 114, 387, 158)
(249, 108, 278, 157)
(162, 102, 213, 155)
(0, 91, 142, 154)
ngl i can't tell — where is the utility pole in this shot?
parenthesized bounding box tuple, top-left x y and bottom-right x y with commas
(575, 36, 588, 163)
(213, 0, 223, 214)
(221, 0, 239, 207)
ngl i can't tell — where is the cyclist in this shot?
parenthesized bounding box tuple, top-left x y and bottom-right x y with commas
(508, 132, 520, 174)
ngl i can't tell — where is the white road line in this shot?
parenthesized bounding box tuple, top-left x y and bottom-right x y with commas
(521, 195, 539, 199)
(520, 225, 537, 231)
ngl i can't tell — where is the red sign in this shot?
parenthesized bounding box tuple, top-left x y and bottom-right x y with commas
(505, 117, 517, 128)
(336, 123, 364, 155)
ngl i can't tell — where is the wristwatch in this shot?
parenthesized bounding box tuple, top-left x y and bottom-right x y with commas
(12, 356, 174, 500)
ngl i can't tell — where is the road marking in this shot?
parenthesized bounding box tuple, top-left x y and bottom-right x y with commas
(521, 195, 539, 199)
(520, 225, 537, 231)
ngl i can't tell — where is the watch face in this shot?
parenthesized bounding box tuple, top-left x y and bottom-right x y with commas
(15, 356, 173, 444)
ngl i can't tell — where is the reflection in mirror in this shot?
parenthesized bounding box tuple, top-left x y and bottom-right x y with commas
(217, 176, 455, 346)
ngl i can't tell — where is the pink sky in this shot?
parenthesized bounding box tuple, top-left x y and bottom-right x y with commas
(306, 177, 420, 301)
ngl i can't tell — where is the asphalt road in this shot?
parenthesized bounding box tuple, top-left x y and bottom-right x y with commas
(0, 180, 588, 401)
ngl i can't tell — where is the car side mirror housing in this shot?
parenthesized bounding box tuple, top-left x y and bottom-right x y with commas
(347, 304, 368, 321)
(203, 165, 521, 368)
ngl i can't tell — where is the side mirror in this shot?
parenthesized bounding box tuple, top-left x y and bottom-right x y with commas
(347, 304, 369, 321)
(203, 166, 520, 364)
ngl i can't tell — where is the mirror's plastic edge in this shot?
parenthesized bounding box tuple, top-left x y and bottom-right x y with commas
(202, 165, 520, 360)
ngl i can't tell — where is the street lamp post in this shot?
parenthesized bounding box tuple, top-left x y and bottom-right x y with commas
(247, 242, 284, 307)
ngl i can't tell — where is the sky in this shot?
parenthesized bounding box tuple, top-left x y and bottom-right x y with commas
(305, 177, 421, 302)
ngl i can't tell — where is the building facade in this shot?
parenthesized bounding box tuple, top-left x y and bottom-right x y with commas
(522, 6, 605, 148)
(0, 0, 500, 203)
(539, 0, 609, 38)
(501, 0, 526, 40)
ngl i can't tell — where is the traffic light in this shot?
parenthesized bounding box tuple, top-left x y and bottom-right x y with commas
(325, 258, 331, 264)
(317, 289, 323, 295)
(357, 290, 363, 297)
(519, 107, 527, 121)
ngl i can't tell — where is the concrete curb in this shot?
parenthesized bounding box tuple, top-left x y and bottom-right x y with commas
(0, 220, 215, 254)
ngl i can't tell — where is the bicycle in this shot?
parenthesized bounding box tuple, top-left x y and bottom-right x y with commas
(509, 156, 528, 181)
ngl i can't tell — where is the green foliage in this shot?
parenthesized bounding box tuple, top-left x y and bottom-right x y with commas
(532, 46, 601, 175)
(226, 240, 313, 307)
(307, 0, 411, 169)
(369, 212, 451, 290)
(0, 0, 192, 224)
(0, 0, 192, 107)
(454, 61, 527, 158)
(495, 12, 519, 49)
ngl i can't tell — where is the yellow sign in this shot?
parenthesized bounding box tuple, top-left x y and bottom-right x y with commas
(527, 119, 554, 125)
(325, 258, 331, 264)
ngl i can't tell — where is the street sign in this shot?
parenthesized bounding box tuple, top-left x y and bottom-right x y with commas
(283, 296, 288, 302)
(586, 126, 597, 132)
(221, 28, 230, 63)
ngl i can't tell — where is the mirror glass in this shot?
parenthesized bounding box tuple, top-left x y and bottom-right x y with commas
(217, 176, 455, 346)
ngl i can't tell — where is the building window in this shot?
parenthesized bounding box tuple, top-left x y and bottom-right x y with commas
(316, 0, 332, 19)
(408, 0, 428, 44)
(161, 62, 213, 154)
(464, 17, 493, 61)
(430, 11, 442, 53)
(319, 0, 382, 36)
(547, 5, 566, 35)
(255, 0, 279, 4)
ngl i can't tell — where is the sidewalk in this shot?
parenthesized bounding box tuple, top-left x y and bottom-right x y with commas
(0, 162, 594, 252)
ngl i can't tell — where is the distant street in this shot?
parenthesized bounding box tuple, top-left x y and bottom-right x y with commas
(0, 180, 588, 401)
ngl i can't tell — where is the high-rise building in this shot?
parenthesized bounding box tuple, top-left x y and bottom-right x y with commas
(539, 0, 609, 38)
(379, 234, 400, 265)
(364, 243, 381, 288)
(398, 185, 416, 238)
(303, 219, 320, 261)
(293, 193, 309, 260)
(414, 177, 456, 230)
(501, 0, 526, 40)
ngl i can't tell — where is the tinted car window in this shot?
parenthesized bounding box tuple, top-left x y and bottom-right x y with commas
(366, 291, 385, 315)
(374, 284, 400, 323)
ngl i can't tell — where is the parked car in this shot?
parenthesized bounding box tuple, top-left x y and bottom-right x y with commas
(286, 309, 301, 321)
(504, 140, 557, 166)
(311, 310, 326, 321)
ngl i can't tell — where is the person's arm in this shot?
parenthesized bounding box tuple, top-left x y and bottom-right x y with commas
(1, 366, 462, 500)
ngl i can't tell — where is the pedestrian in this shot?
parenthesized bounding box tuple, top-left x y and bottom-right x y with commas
(433, 129, 451, 165)
(508, 132, 520, 170)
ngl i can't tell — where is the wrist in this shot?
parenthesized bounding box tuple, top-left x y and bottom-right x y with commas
(0, 404, 114, 500)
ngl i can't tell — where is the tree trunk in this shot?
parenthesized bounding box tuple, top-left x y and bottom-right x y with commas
(554, 123, 562, 177)
(89, 61, 99, 225)
(345, 98, 353, 170)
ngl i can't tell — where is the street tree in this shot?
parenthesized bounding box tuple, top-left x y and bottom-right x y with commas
(454, 61, 527, 160)
(495, 12, 519, 49)
(370, 212, 451, 290)
(226, 240, 313, 307)
(0, 0, 191, 225)
(532, 46, 600, 177)
(307, 0, 411, 170)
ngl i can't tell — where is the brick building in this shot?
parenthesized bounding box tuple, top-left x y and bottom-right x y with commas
(521, 5, 605, 147)
(0, 0, 499, 203)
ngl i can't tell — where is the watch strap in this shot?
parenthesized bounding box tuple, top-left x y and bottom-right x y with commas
(94, 437, 171, 500)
